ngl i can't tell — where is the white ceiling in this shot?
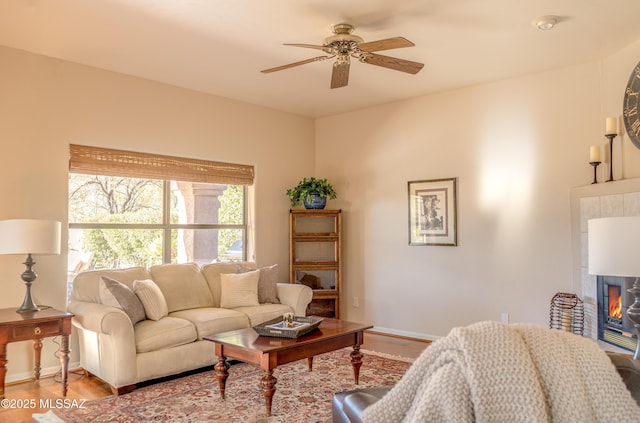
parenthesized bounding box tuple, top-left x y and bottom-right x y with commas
(1, 0, 640, 118)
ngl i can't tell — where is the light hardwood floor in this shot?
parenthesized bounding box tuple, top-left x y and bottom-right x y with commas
(0, 331, 429, 423)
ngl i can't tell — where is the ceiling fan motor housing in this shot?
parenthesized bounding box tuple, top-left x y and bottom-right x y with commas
(324, 23, 364, 45)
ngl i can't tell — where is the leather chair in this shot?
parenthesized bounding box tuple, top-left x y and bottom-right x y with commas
(332, 352, 640, 423)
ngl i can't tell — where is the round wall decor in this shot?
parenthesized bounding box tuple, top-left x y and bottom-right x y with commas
(623, 60, 640, 150)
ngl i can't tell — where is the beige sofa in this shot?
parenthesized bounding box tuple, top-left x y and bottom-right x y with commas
(67, 262, 312, 393)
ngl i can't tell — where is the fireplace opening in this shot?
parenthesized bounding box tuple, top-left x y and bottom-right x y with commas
(607, 284, 623, 324)
(597, 276, 637, 352)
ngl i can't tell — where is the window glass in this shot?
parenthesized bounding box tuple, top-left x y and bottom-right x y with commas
(170, 183, 244, 225)
(69, 175, 163, 224)
(68, 174, 248, 298)
(171, 228, 244, 263)
(68, 227, 164, 269)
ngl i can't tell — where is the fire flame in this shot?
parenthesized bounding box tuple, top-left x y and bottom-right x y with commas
(609, 294, 623, 320)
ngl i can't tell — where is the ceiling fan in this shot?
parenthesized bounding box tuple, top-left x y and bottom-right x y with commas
(261, 23, 424, 89)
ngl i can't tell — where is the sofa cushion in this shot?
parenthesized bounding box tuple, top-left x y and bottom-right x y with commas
(98, 276, 146, 325)
(150, 263, 214, 312)
(134, 317, 198, 353)
(169, 308, 249, 339)
(133, 279, 169, 321)
(201, 262, 256, 307)
(233, 303, 293, 326)
(220, 271, 260, 308)
(238, 263, 280, 304)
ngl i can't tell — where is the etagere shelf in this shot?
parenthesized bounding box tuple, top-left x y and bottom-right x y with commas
(289, 209, 342, 318)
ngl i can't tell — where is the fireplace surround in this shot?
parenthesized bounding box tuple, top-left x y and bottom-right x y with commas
(570, 176, 640, 346)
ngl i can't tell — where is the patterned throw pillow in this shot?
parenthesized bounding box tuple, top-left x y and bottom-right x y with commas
(98, 276, 146, 324)
(219, 271, 260, 308)
(133, 279, 169, 321)
(237, 264, 280, 304)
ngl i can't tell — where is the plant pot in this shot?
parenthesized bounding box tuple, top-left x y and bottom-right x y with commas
(303, 192, 327, 209)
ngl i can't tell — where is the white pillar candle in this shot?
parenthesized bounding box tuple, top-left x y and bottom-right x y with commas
(590, 145, 601, 162)
(606, 117, 617, 135)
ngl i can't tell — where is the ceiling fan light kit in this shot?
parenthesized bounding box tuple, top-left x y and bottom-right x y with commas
(261, 23, 424, 89)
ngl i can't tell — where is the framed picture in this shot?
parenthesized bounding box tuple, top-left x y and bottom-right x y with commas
(408, 178, 458, 246)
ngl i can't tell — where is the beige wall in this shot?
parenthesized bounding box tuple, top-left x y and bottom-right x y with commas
(316, 39, 640, 339)
(2, 37, 640, 381)
(0, 45, 315, 381)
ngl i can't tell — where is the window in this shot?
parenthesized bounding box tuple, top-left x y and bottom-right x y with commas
(67, 145, 253, 284)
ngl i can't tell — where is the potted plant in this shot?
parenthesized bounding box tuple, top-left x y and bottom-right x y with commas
(286, 177, 337, 209)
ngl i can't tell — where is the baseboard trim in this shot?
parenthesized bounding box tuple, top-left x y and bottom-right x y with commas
(367, 326, 439, 342)
(5, 361, 81, 385)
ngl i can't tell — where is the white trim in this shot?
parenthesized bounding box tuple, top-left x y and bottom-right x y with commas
(370, 326, 440, 342)
(5, 361, 81, 384)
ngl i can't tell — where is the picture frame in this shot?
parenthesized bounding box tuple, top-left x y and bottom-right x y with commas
(408, 178, 458, 246)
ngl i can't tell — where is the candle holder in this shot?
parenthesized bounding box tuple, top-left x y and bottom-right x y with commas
(589, 161, 601, 184)
(627, 278, 640, 360)
(605, 133, 617, 182)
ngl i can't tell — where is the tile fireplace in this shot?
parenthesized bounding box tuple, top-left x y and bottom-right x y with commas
(571, 177, 640, 343)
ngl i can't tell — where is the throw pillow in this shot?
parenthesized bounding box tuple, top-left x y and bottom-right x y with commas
(237, 264, 280, 304)
(219, 271, 260, 309)
(99, 276, 146, 324)
(133, 279, 169, 321)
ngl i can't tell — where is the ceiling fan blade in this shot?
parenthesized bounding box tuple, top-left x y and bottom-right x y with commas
(261, 56, 329, 73)
(363, 53, 424, 74)
(284, 43, 332, 53)
(331, 61, 350, 89)
(358, 37, 415, 52)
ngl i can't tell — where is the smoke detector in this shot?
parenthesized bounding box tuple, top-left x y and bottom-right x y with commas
(533, 15, 559, 30)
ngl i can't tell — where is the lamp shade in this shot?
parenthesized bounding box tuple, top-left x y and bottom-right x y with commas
(588, 217, 640, 277)
(0, 219, 61, 255)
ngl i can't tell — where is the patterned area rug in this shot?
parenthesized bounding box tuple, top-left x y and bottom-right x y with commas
(50, 348, 411, 422)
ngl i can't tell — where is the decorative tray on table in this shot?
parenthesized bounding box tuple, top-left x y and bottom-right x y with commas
(253, 316, 324, 338)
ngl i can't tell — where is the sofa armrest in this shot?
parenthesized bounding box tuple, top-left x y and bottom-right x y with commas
(332, 387, 392, 423)
(68, 301, 134, 335)
(607, 352, 640, 406)
(67, 300, 138, 388)
(276, 283, 313, 316)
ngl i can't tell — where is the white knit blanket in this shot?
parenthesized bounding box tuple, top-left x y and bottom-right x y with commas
(362, 321, 640, 423)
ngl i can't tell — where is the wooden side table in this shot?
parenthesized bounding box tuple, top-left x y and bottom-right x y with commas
(0, 307, 73, 399)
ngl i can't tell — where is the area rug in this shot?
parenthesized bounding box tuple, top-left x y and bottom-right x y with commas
(44, 348, 412, 422)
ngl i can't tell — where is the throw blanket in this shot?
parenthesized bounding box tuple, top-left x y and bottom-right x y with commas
(363, 321, 640, 423)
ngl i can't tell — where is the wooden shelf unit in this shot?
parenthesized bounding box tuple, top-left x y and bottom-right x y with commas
(289, 209, 342, 318)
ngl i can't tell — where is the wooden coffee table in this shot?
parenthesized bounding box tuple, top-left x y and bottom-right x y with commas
(203, 317, 373, 416)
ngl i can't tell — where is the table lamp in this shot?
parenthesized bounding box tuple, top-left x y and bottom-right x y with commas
(0, 219, 61, 313)
(588, 216, 640, 359)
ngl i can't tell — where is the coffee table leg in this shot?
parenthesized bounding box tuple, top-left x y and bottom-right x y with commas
(214, 356, 229, 399)
(261, 369, 277, 416)
(350, 346, 363, 384)
(307, 356, 313, 372)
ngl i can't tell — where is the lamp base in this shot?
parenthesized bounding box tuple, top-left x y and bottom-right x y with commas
(16, 285, 39, 313)
(16, 254, 40, 314)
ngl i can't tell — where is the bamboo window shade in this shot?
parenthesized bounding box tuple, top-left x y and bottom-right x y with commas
(69, 144, 254, 185)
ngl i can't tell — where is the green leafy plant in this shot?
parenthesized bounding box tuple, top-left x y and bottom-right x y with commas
(286, 177, 337, 207)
